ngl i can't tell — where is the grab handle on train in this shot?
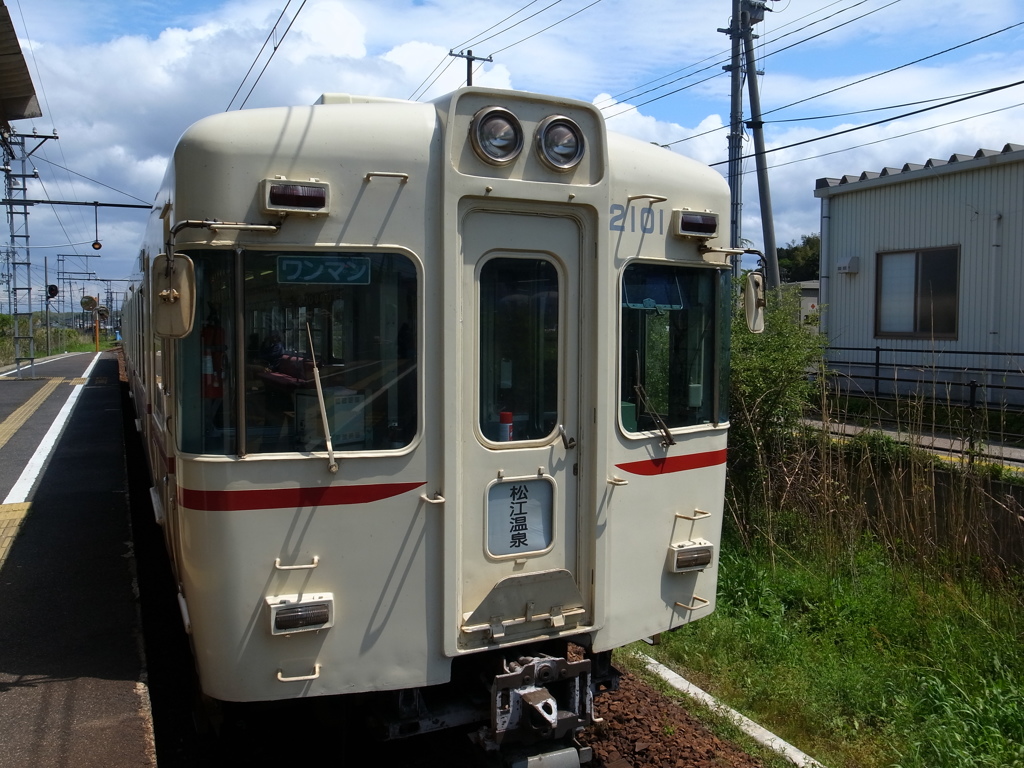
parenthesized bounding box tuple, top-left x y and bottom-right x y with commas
(276, 664, 321, 683)
(420, 492, 446, 505)
(274, 556, 320, 571)
(674, 596, 710, 611)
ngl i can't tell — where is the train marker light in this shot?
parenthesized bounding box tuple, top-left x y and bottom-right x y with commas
(668, 541, 714, 573)
(536, 115, 585, 171)
(470, 106, 523, 165)
(267, 592, 335, 635)
(261, 177, 330, 216)
(672, 209, 719, 239)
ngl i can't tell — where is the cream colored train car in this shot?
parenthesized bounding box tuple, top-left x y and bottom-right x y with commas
(122, 86, 751, 764)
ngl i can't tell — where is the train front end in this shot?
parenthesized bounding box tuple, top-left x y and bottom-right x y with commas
(133, 87, 734, 758)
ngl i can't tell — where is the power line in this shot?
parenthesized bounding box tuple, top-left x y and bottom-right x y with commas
(466, 0, 568, 53)
(595, 0, 871, 109)
(708, 78, 1024, 166)
(746, 100, 1024, 175)
(659, 85, 1005, 149)
(235, 0, 310, 110)
(412, 0, 602, 99)
(489, 0, 604, 57)
(763, 19, 1024, 118)
(226, 2, 297, 111)
(409, 0, 548, 100)
(451, 0, 545, 51)
(602, 0, 898, 120)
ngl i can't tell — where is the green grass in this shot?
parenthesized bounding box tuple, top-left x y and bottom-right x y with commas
(650, 536, 1024, 768)
(0, 329, 115, 365)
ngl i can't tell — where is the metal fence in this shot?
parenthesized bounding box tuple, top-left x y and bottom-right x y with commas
(825, 345, 1024, 409)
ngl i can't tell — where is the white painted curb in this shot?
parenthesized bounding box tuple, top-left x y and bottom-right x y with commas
(641, 654, 826, 768)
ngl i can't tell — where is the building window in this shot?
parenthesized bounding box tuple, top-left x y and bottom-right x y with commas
(875, 247, 959, 339)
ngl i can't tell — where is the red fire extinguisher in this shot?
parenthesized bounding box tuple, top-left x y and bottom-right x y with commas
(201, 322, 225, 398)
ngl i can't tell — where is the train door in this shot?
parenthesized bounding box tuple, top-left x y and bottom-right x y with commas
(457, 209, 588, 652)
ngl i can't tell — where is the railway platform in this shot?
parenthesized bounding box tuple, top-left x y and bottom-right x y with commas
(0, 351, 155, 767)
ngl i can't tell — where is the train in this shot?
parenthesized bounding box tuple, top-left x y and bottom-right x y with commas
(121, 85, 762, 766)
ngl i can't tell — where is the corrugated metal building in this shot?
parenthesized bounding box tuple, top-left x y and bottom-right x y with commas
(815, 144, 1024, 407)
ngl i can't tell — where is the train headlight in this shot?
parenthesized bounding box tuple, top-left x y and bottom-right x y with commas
(536, 115, 585, 171)
(668, 541, 714, 573)
(267, 593, 334, 635)
(470, 106, 523, 165)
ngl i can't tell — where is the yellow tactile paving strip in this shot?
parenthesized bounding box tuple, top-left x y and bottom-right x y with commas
(0, 376, 85, 566)
(0, 503, 31, 569)
(0, 377, 66, 451)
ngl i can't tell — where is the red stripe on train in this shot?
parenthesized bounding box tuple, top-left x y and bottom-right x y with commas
(615, 448, 727, 476)
(179, 481, 427, 512)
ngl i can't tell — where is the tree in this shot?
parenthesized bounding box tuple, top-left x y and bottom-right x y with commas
(777, 233, 820, 282)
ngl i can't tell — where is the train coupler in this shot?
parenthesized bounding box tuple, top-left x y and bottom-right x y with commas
(473, 653, 594, 751)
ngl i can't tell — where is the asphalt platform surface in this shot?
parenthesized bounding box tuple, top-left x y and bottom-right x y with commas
(0, 351, 155, 767)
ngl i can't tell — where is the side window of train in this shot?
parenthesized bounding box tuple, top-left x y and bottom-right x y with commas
(478, 257, 560, 443)
(619, 264, 730, 433)
(178, 254, 236, 455)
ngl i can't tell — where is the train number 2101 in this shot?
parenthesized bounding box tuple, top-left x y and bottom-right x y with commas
(609, 204, 665, 234)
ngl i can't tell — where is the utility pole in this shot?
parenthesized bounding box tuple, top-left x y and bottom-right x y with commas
(720, 0, 781, 289)
(449, 49, 493, 87)
(720, 0, 745, 272)
(2, 129, 56, 377)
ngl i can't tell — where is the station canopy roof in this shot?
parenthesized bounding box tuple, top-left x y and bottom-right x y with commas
(0, 1, 40, 130)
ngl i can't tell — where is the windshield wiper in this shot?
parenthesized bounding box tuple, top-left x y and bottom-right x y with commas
(634, 383, 676, 448)
(307, 323, 338, 474)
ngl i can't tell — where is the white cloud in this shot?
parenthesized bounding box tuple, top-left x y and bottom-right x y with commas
(7, 0, 1024, 294)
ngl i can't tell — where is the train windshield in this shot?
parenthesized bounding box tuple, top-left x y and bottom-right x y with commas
(178, 249, 418, 455)
(620, 264, 730, 432)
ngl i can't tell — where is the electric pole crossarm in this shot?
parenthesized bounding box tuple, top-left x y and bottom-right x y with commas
(448, 49, 493, 87)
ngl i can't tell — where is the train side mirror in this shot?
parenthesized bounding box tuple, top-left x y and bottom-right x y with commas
(153, 253, 196, 338)
(743, 272, 765, 334)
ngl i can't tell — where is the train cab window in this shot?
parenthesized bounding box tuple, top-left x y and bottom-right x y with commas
(479, 258, 560, 442)
(178, 255, 237, 455)
(620, 264, 730, 433)
(241, 251, 417, 454)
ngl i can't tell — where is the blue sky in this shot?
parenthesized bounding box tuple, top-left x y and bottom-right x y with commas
(6, 0, 1024, 295)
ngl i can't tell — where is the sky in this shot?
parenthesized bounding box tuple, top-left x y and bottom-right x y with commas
(4, 0, 1024, 309)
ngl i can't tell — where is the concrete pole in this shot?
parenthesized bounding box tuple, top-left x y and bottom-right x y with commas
(741, 8, 781, 290)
